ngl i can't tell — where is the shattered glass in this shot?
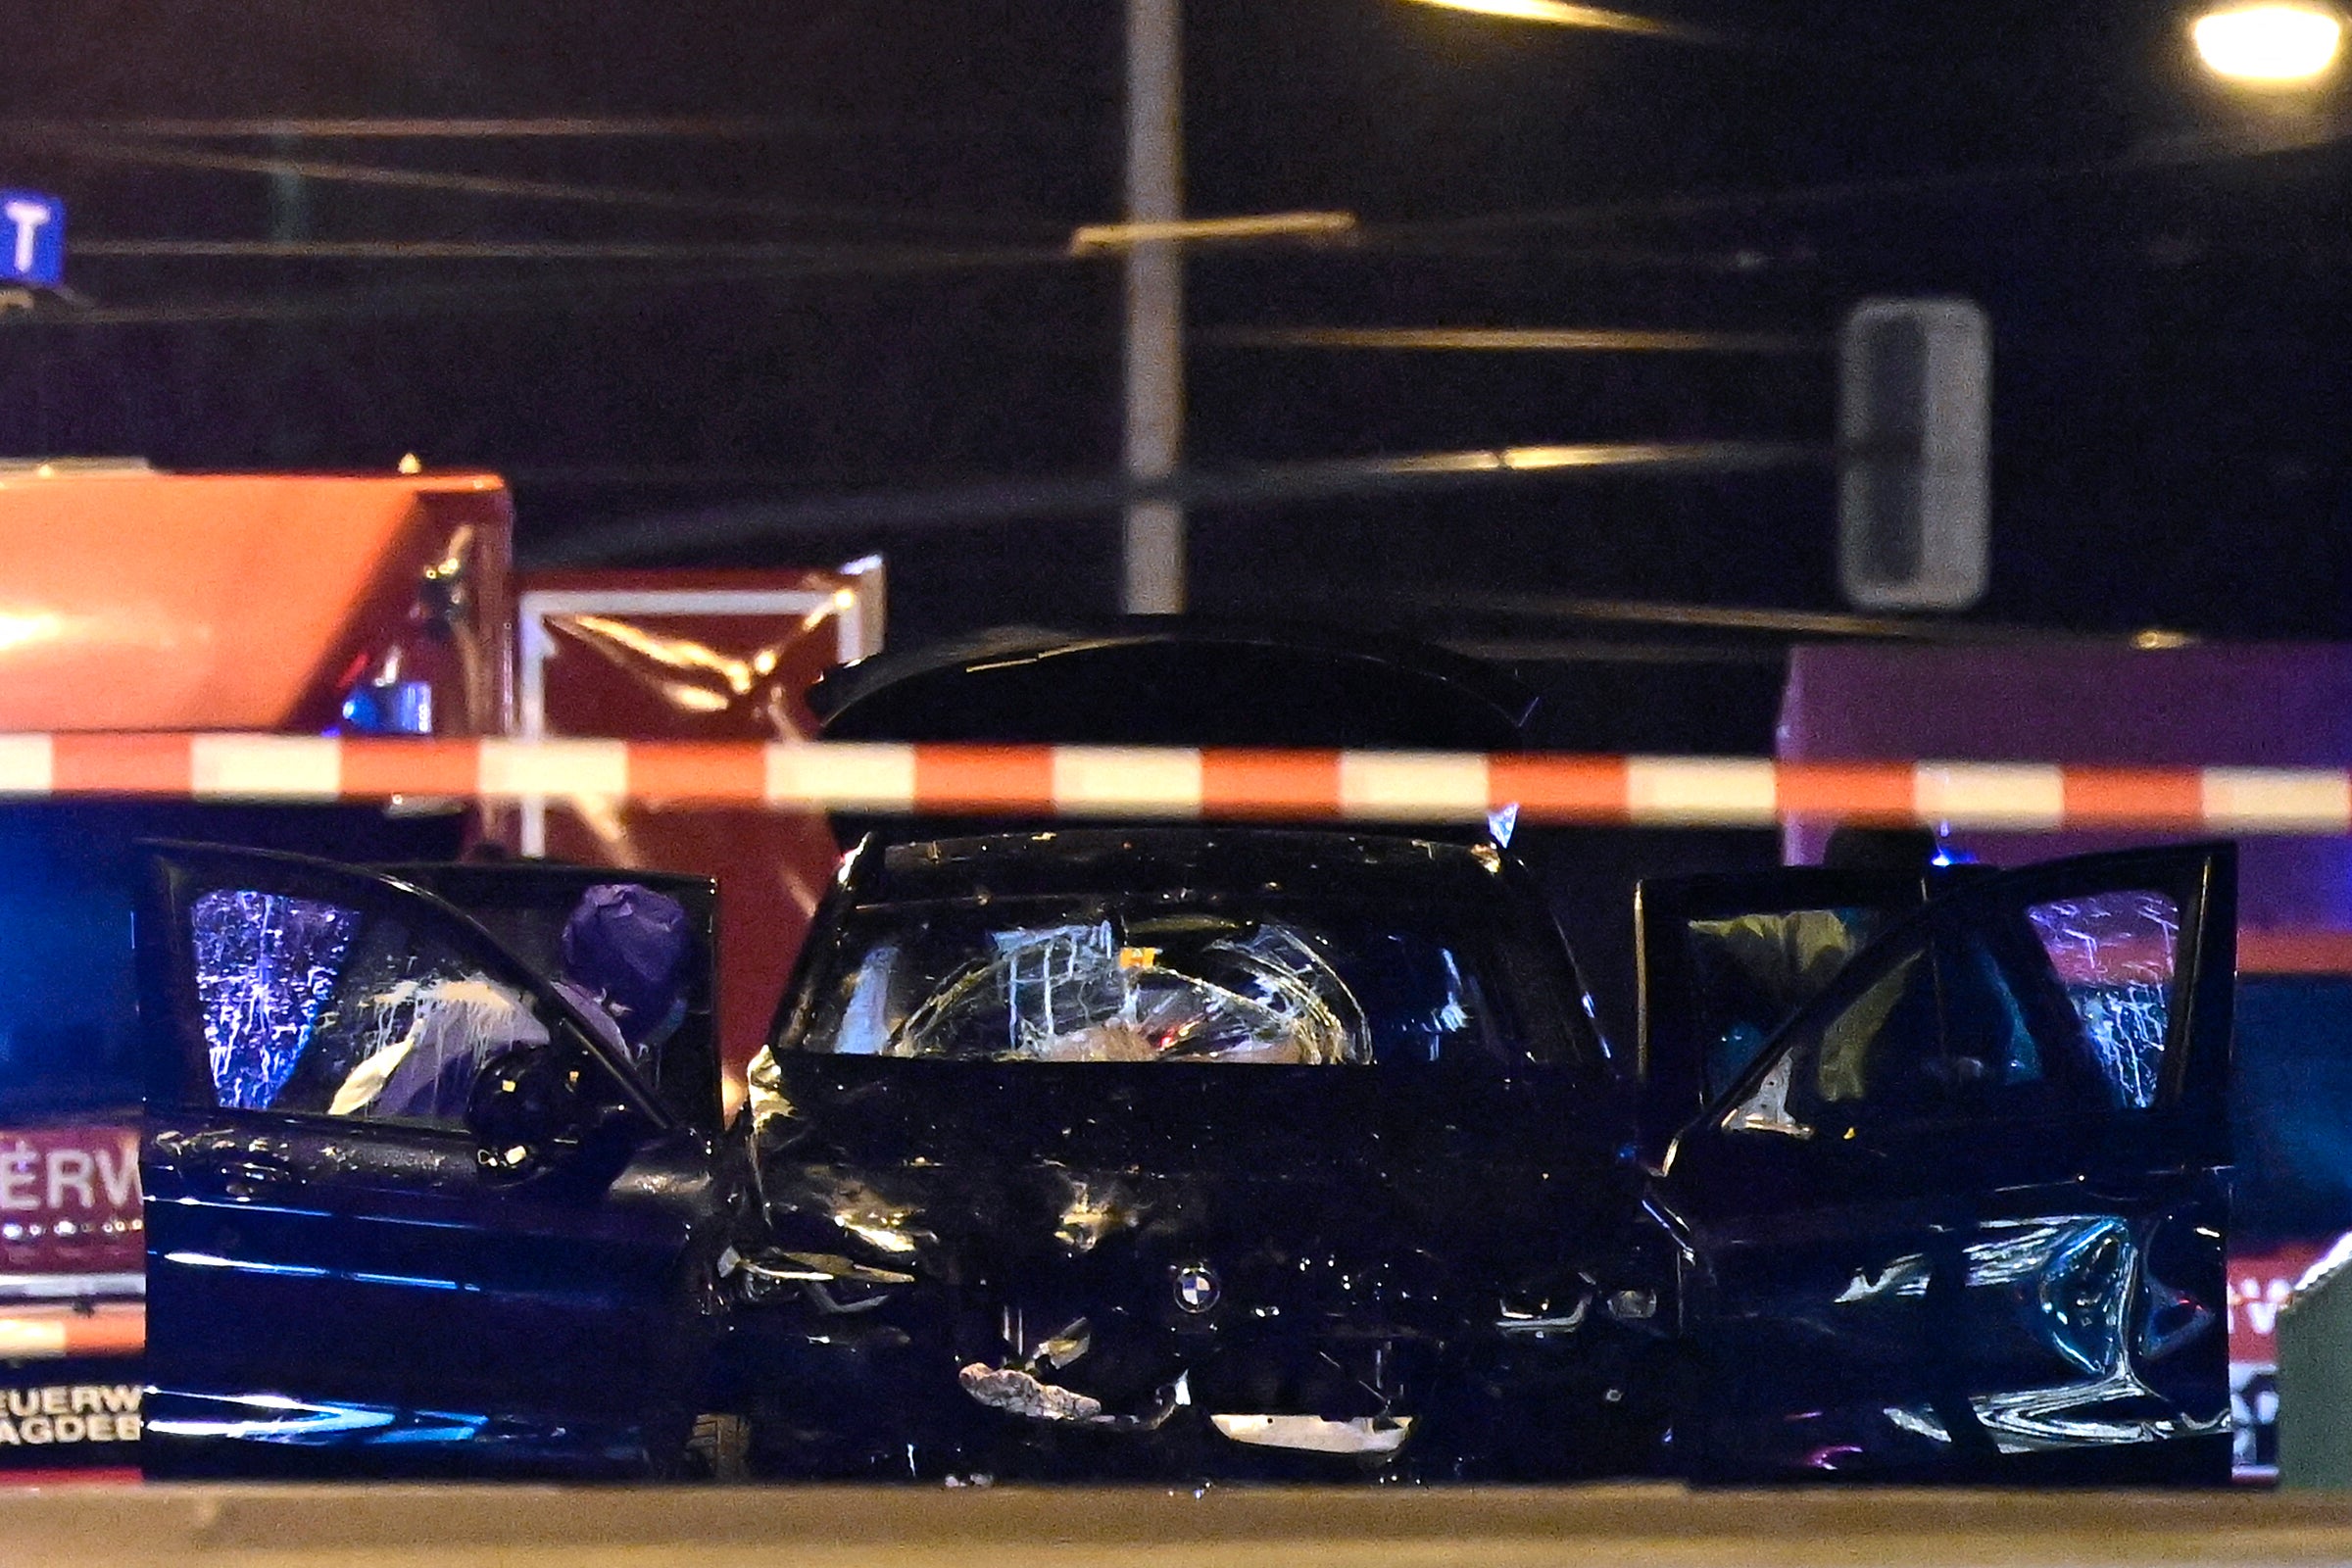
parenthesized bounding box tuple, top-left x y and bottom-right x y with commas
(191, 888, 545, 1126)
(191, 891, 360, 1111)
(2026, 892, 2178, 1110)
(896, 920, 1361, 1064)
(801, 899, 1521, 1065)
(1737, 885, 2174, 1135)
(316, 969, 548, 1124)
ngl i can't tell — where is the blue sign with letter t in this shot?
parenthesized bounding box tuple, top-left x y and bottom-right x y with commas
(0, 191, 64, 288)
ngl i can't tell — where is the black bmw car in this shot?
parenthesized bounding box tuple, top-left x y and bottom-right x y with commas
(733, 824, 1664, 1480)
(132, 629, 2238, 1483)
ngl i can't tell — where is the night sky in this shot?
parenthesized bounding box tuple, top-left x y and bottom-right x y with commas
(5, 1, 2350, 670)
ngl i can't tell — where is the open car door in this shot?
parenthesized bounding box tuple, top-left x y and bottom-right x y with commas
(1651, 845, 2235, 1482)
(135, 846, 729, 1478)
(1635, 866, 1964, 1159)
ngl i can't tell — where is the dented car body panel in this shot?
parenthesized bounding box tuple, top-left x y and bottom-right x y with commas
(133, 830, 2235, 1483)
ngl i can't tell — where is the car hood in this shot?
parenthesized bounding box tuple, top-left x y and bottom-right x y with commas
(750, 1054, 1631, 1297)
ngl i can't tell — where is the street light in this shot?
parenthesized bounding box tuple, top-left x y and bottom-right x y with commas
(2192, 2, 2344, 85)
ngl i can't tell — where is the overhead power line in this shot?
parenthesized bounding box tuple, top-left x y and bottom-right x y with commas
(525, 439, 1827, 564)
(73, 239, 897, 262)
(1364, 119, 2352, 242)
(20, 116, 2344, 270)
(1334, 236, 1805, 271)
(50, 124, 2344, 313)
(66, 234, 1796, 278)
(0, 241, 1071, 325)
(1400, 0, 1728, 45)
(1200, 325, 1824, 354)
(0, 118, 795, 140)
(77, 218, 1367, 268)
(0, 114, 1098, 143)
(1069, 211, 1357, 254)
(0, 130, 1047, 238)
(0, 117, 800, 140)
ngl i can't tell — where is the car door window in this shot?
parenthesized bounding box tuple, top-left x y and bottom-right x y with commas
(190, 889, 362, 1111)
(189, 886, 552, 1129)
(2022, 890, 2180, 1111)
(1724, 881, 2190, 1140)
(1731, 922, 2071, 1132)
(1723, 938, 1947, 1135)
(1812, 947, 1936, 1107)
(1684, 906, 1899, 1100)
(377, 868, 717, 1132)
(1926, 922, 2111, 1125)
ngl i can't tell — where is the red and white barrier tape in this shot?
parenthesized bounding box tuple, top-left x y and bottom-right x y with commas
(0, 734, 2340, 833)
(0, 1301, 143, 1359)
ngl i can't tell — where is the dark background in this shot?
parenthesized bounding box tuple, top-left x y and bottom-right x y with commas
(10, 2, 2352, 1023)
(2, 0, 2344, 1181)
(5, 0, 2348, 667)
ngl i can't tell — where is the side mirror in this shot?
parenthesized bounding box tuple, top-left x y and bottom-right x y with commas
(466, 1046, 585, 1177)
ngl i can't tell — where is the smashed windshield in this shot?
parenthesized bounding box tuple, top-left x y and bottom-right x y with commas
(900, 919, 1362, 1063)
(792, 899, 1556, 1066)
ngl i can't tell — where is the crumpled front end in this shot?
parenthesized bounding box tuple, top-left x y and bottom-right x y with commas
(724, 1053, 1671, 1481)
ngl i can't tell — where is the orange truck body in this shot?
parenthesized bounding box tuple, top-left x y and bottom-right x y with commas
(0, 469, 515, 736)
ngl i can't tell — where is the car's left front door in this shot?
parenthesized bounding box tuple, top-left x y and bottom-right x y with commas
(137, 846, 728, 1479)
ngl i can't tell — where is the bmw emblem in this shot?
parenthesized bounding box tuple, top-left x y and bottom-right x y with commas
(1172, 1261, 1221, 1314)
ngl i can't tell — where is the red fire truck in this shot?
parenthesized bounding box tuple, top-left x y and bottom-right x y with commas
(0, 464, 876, 1476)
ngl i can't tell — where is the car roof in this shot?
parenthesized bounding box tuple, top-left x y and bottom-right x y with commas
(851, 827, 1518, 910)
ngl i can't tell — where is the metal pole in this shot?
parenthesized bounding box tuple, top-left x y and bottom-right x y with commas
(1122, 0, 1185, 614)
(267, 131, 312, 465)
